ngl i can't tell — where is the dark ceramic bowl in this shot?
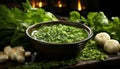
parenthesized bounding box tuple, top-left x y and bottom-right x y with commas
(26, 21, 93, 59)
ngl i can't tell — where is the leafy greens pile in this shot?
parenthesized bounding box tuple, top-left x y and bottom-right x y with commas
(0, 0, 58, 48)
(69, 11, 120, 41)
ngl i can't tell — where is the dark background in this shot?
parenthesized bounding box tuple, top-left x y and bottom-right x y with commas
(87, 0, 120, 18)
(0, 0, 120, 18)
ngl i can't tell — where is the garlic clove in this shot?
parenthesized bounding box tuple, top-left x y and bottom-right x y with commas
(13, 46, 25, 54)
(0, 52, 9, 63)
(9, 49, 17, 61)
(25, 51, 31, 57)
(16, 53, 25, 63)
(4, 46, 13, 55)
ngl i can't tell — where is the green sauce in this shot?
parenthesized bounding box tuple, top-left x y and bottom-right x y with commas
(31, 24, 88, 43)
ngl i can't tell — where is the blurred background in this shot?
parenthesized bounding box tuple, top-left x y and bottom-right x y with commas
(0, 0, 119, 18)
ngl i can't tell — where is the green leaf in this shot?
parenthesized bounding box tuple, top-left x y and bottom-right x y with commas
(87, 12, 98, 20)
(22, 0, 32, 11)
(43, 12, 58, 21)
(93, 12, 109, 25)
(69, 11, 81, 22)
(111, 17, 120, 24)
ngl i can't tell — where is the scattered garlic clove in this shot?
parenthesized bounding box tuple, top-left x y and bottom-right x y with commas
(25, 51, 31, 57)
(2, 45, 31, 63)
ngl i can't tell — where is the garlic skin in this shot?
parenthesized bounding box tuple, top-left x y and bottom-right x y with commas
(16, 53, 25, 63)
(4, 46, 13, 55)
(9, 49, 18, 61)
(25, 51, 31, 57)
(13, 46, 25, 54)
(104, 39, 120, 53)
(95, 32, 111, 46)
(0, 52, 9, 63)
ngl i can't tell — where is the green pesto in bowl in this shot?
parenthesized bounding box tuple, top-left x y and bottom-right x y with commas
(30, 24, 88, 44)
(26, 21, 93, 59)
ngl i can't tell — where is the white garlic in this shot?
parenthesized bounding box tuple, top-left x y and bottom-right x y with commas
(104, 39, 120, 53)
(0, 52, 9, 63)
(25, 51, 31, 57)
(95, 32, 111, 46)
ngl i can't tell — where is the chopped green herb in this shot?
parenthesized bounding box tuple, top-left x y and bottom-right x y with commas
(31, 24, 88, 43)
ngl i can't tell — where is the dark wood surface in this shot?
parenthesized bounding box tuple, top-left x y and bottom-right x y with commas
(1, 54, 120, 69)
(61, 54, 120, 69)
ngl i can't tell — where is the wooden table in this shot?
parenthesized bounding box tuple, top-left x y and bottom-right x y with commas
(61, 55, 120, 69)
(0, 53, 120, 69)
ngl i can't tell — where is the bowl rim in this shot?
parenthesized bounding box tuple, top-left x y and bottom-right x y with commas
(26, 21, 93, 45)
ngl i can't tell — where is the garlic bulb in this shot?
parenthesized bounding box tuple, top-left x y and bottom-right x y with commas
(2, 45, 31, 63)
(104, 39, 120, 53)
(95, 32, 111, 46)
